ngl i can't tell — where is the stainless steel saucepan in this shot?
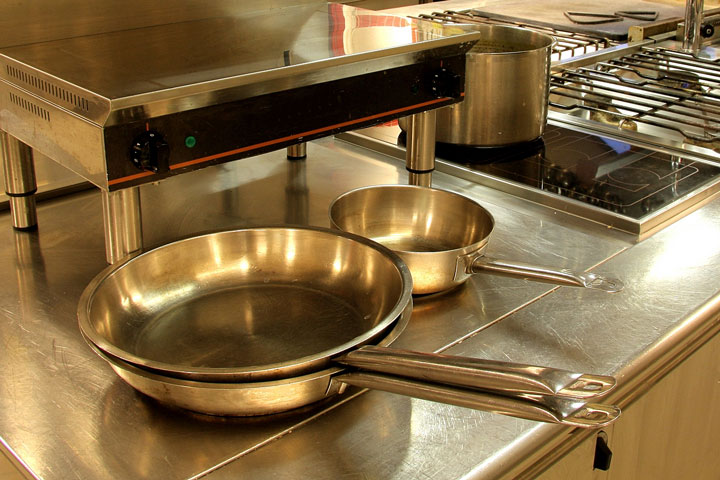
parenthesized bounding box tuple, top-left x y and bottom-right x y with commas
(329, 185, 623, 295)
(399, 23, 554, 146)
(79, 226, 619, 427)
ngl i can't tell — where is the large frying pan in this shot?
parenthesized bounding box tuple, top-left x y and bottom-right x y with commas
(84, 320, 618, 427)
(79, 226, 619, 427)
(79, 226, 413, 382)
(329, 185, 624, 295)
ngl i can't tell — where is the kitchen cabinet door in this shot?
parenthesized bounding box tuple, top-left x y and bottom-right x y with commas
(535, 432, 610, 480)
(605, 331, 720, 479)
(537, 329, 720, 480)
(537, 335, 720, 480)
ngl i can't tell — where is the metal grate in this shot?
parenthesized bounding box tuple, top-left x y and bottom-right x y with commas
(413, 10, 614, 61)
(549, 46, 720, 150)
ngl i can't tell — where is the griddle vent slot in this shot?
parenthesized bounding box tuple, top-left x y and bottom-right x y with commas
(5, 64, 90, 112)
(9, 92, 50, 122)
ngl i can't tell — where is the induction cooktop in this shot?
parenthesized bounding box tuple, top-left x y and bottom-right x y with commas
(338, 122, 720, 238)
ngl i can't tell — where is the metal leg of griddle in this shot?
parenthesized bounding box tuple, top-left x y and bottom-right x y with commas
(1, 131, 38, 230)
(405, 110, 436, 187)
(287, 142, 307, 160)
(101, 188, 142, 264)
(683, 0, 704, 53)
(285, 153, 309, 225)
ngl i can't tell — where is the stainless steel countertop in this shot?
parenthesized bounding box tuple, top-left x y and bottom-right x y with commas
(1, 136, 719, 479)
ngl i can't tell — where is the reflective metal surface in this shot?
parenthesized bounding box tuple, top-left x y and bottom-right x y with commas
(0, 0, 322, 48)
(0, 132, 36, 229)
(0, 149, 87, 210)
(405, 110, 437, 187)
(369, 2, 720, 242)
(683, 0, 704, 52)
(82, 306, 411, 417)
(0, 0, 483, 272)
(413, 9, 615, 61)
(400, 24, 554, 146)
(0, 0, 481, 192)
(88, 330, 620, 428)
(80, 220, 619, 423)
(2, 136, 720, 479)
(0, 2, 477, 124)
(329, 184, 622, 293)
(339, 345, 616, 398)
(336, 372, 620, 428)
(340, 121, 720, 238)
(79, 226, 413, 382)
(101, 188, 142, 264)
(549, 43, 720, 156)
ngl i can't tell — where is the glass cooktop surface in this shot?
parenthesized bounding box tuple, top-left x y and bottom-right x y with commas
(424, 125, 720, 221)
(340, 122, 720, 237)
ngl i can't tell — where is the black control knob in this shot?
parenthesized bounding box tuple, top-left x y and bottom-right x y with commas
(130, 130, 169, 173)
(593, 433, 613, 471)
(701, 23, 715, 38)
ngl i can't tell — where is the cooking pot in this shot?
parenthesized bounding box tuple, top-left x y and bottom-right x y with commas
(399, 24, 554, 146)
(329, 185, 623, 295)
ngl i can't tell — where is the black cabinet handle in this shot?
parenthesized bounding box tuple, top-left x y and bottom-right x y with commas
(593, 433, 613, 471)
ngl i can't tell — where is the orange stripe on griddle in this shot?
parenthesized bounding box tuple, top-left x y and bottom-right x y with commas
(108, 170, 155, 186)
(109, 96, 457, 186)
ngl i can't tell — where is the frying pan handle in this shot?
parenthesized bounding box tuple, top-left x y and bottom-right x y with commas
(338, 346, 616, 399)
(467, 255, 624, 292)
(334, 372, 620, 428)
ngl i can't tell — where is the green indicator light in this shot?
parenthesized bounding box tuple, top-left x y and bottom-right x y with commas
(185, 136, 197, 148)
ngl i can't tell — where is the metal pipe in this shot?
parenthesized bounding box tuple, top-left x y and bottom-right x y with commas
(102, 187, 143, 264)
(1, 131, 38, 230)
(287, 142, 307, 159)
(285, 153, 309, 224)
(683, 0, 704, 53)
(405, 110, 436, 186)
(407, 171, 432, 188)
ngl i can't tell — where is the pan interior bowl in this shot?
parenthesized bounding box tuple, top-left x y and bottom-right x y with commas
(330, 185, 494, 254)
(79, 227, 412, 381)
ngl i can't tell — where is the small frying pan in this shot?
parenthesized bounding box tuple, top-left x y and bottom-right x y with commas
(329, 185, 623, 295)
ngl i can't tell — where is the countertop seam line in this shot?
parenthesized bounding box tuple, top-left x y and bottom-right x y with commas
(188, 390, 369, 479)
